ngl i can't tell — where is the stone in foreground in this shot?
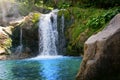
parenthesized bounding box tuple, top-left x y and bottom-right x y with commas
(76, 14, 120, 80)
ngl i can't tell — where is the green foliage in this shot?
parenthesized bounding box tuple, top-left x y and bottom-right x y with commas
(34, 0, 42, 5)
(58, 10, 71, 20)
(4, 38, 12, 54)
(87, 8, 120, 29)
(67, 7, 105, 41)
(4, 38, 12, 49)
(15, 0, 120, 56)
(57, 2, 70, 9)
(32, 13, 40, 23)
(87, 16, 105, 29)
(93, 0, 120, 8)
(17, 0, 43, 15)
(66, 44, 81, 56)
(65, 7, 120, 56)
(103, 8, 120, 22)
(78, 0, 120, 8)
(18, 0, 34, 15)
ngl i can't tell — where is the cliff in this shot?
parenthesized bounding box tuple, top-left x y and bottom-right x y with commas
(0, 12, 40, 60)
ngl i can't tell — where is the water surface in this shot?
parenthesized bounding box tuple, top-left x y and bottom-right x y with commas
(0, 56, 82, 80)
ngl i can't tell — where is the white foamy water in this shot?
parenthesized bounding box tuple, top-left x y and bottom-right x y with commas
(38, 10, 58, 56)
(30, 55, 63, 60)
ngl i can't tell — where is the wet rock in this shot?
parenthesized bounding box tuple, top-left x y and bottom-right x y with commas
(76, 14, 120, 80)
(0, 55, 7, 60)
(10, 12, 40, 59)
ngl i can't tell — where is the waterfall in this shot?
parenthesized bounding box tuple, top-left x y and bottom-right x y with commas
(15, 27, 23, 54)
(39, 10, 58, 56)
(20, 27, 23, 50)
(58, 14, 66, 54)
(61, 14, 65, 33)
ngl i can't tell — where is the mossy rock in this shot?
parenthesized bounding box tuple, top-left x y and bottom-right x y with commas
(21, 12, 41, 29)
(0, 26, 13, 55)
(11, 12, 41, 57)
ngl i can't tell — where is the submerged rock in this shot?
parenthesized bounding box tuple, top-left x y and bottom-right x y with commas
(76, 14, 120, 80)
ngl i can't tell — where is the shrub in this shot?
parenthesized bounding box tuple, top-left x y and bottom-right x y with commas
(87, 8, 120, 29)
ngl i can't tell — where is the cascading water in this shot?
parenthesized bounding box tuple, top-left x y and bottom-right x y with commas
(61, 14, 65, 33)
(15, 27, 23, 54)
(19, 27, 23, 52)
(57, 13, 66, 54)
(39, 10, 58, 56)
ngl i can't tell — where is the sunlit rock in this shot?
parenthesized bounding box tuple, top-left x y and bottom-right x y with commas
(0, 26, 13, 59)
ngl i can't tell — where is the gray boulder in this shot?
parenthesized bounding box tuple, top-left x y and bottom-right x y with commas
(76, 14, 120, 80)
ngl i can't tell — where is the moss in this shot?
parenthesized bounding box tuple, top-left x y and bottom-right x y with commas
(11, 12, 41, 55)
(66, 45, 80, 56)
(0, 26, 13, 55)
(19, 12, 41, 30)
(58, 9, 72, 19)
(32, 12, 41, 23)
(4, 38, 12, 49)
(3, 38, 12, 54)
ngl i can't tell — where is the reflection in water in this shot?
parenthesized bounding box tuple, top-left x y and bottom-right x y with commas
(40, 59, 61, 80)
(0, 57, 82, 80)
(11, 61, 42, 80)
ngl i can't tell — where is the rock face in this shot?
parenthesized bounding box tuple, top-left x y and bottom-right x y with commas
(0, 12, 40, 60)
(10, 12, 40, 59)
(76, 14, 120, 80)
(0, 26, 13, 60)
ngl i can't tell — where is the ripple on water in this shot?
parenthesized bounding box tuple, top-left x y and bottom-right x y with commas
(0, 56, 82, 80)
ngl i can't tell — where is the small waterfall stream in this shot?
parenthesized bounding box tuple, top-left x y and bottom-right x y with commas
(20, 27, 23, 47)
(61, 14, 65, 33)
(57, 14, 66, 54)
(39, 10, 58, 56)
(15, 27, 23, 54)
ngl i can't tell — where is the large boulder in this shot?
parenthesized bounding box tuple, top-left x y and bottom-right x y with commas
(76, 14, 120, 80)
